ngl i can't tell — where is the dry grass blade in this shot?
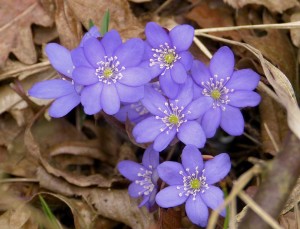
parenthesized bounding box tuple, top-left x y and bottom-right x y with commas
(194, 21, 300, 35)
(229, 197, 237, 229)
(207, 165, 262, 229)
(263, 122, 280, 153)
(238, 191, 282, 229)
(0, 61, 50, 81)
(193, 37, 212, 59)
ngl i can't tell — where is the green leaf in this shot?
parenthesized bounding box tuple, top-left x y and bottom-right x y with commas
(39, 195, 61, 229)
(101, 10, 110, 35)
(222, 186, 229, 229)
(88, 19, 95, 29)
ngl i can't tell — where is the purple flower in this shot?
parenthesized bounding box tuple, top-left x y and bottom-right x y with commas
(117, 146, 160, 210)
(132, 78, 212, 151)
(142, 22, 194, 99)
(80, 25, 101, 46)
(28, 44, 81, 118)
(72, 30, 151, 115)
(114, 101, 150, 123)
(191, 46, 261, 137)
(28, 26, 101, 118)
(156, 145, 231, 227)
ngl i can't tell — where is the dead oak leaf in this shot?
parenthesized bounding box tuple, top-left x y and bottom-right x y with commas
(0, 0, 53, 66)
(224, 0, 299, 13)
(66, 0, 143, 40)
(186, 2, 241, 41)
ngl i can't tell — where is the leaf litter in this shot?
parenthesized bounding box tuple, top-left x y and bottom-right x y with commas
(0, 0, 300, 228)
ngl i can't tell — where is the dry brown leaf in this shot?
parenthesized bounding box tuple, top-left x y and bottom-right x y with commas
(224, 0, 299, 13)
(24, 117, 120, 187)
(0, 0, 53, 66)
(36, 192, 96, 229)
(282, 177, 300, 214)
(128, 0, 151, 2)
(290, 11, 300, 48)
(83, 189, 154, 229)
(54, 0, 83, 49)
(33, 25, 58, 45)
(159, 208, 182, 229)
(279, 211, 298, 229)
(37, 168, 154, 229)
(0, 204, 31, 229)
(66, 0, 143, 40)
(0, 114, 23, 147)
(237, 11, 297, 87)
(0, 68, 54, 115)
(259, 91, 289, 155)
(186, 1, 241, 41)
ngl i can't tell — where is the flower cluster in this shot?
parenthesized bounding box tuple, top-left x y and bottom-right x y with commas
(28, 21, 261, 227)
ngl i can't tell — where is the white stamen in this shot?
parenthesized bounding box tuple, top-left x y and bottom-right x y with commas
(156, 100, 188, 133)
(178, 167, 209, 200)
(95, 56, 125, 84)
(149, 43, 181, 75)
(135, 167, 155, 196)
(201, 74, 234, 111)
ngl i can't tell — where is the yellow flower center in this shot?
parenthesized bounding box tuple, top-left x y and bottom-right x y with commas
(164, 53, 175, 64)
(190, 179, 201, 189)
(103, 68, 113, 78)
(168, 114, 179, 124)
(211, 89, 221, 99)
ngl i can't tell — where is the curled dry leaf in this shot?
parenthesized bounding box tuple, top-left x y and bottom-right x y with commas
(37, 167, 153, 229)
(65, 0, 143, 39)
(0, 0, 53, 66)
(35, 192, 96, 229)
(223, 0, 299, 13)
(83, 189, 154, 229)
(25, 120, 115, 187)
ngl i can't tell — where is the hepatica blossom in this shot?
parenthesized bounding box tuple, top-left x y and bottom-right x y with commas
(72, 30, 151, 115)
(28, 44, 81, 118)
(117, 146, 159, 210)
(133, 79, 212, 151)
(156, 145, 231, 227)
(143, 22, 194, 98)
(29, 26, 100, 118)
(191, 46, 261, 137)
